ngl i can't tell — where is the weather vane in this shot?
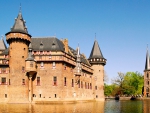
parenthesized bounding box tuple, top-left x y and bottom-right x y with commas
(19, 3, 22, 13)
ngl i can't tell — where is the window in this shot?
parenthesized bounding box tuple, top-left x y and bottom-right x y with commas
(147, 88, 149, 92)
(52, 62, 56, 68)
(147, 73, 149, 78)
(53, 76, 57, 86)
(78, 80, 80, 88)
(64, 77, 67, 86)
(37, 77, 40, 86)
(22, 66, 25, 73)
(9, 79, 10, 85)
(22, 79, 25, 85)
(90, 83, 92, 89)
(40, 62, 44, 68)
(85, 82, 87, 89)
(81, 81, 83, 88)
(95, 86, 97, 90)
(88, 83, 89, 89)
(1, 77, 6, 85)
(1, 68, 6, 73)
(72, 79, 74, 87)
(39, 94, 41, 98)
(5, 94, 7, 98)
(55, 94, 57, 98)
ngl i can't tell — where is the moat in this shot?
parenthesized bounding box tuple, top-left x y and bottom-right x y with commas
(0, 100, 149, 113)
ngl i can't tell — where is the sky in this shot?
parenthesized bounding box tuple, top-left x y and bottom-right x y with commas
(0, 0, 150, 83)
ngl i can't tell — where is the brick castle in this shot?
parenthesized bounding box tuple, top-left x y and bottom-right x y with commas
(0, 11, 106, 103)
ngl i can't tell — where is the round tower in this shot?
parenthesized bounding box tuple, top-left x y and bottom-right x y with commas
(89, 40, 106, 101)
(5, 11, 31, 103)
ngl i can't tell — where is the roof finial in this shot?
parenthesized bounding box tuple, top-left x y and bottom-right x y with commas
(19, 3, 22, 13)
(95, 33, 96, 41)
(147, 44, 149, 51)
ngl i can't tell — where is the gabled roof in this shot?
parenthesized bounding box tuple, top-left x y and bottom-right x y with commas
(5, 12, 30, 36)
(31, 37, 64, 51)
(145, 48, 150, 70)
(89, 40, 104, 59)
(0, 39, 7, 50)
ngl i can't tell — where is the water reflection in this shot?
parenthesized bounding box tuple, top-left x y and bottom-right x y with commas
(0, 102, 104, 113)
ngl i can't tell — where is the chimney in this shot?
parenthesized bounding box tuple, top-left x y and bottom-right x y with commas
(62, 39, 69, 53)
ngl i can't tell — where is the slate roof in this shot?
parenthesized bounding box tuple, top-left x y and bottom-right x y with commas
(5, 12, 31, 36)
(31, 37, 64, 51)
(89, 40, 105, 59)
(31, 37, 91, 66)
(145, 48, 150, 70)
(0, 39, 7, 50)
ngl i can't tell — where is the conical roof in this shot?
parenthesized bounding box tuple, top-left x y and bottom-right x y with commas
(145, 48, 150, 70)
(89, 40, 104, 59)
(10, 12, 28, 34)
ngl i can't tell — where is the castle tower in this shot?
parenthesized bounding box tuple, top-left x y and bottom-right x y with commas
(5, 11, 31, 103)
(89, 40, 106, 101)
(144, 47, 150, 97)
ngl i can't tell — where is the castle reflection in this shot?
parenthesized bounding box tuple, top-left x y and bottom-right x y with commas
(0, 101, 104, 113)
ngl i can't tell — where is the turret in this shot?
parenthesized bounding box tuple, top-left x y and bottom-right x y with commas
(89, 39, 106, 101)
(25, 43, 37, 77)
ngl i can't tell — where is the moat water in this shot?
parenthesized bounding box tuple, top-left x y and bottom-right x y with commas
(0, 100, 149, 113)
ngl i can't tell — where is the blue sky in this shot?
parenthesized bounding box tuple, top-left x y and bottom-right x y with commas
(0, 0, 150, 83)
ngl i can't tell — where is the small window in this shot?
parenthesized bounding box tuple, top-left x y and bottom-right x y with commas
(1, 68, 6, 73)
(55, 94, 57, 98)
(39, 94, 41, 98)
(9, 79, 10, 85)
(22, 79, 25, 85)
(90, 83, 92, 89)
(64, 77, 67, 86)
(81, 81, 83, 88)
(2, 77, 6, 85)
(72, 79, 74, 87)
(37, 77, 40, 86)
(147, 73, 149, 78)
(22, 56, 24, 58)
(95, 86, 97, 90)
(85, 82, 87, 89)
(53, 76, 57, 86)
(22, 66, 25, 72)
(5, 94, 7, 98)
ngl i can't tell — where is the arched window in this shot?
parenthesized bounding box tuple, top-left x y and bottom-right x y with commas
(147, 73, 149, 78)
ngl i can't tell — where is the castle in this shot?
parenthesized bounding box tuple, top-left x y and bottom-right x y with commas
(0, 11, 106, 103)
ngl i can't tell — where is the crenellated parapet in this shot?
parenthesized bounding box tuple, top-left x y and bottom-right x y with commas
(6, 32, 31, 44)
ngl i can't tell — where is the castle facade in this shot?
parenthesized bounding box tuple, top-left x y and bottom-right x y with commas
(0, 11, 106, 103)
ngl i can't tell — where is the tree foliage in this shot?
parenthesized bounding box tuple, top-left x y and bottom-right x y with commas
(104, 71, 144, 96)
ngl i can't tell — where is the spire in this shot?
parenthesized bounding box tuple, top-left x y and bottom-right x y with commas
(145, 45, 150, 70)
(76, 44, 81, 62)
(74, 44, 82, 76)
(89, 40, 104, 59)
(9, 6, 29, 35)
